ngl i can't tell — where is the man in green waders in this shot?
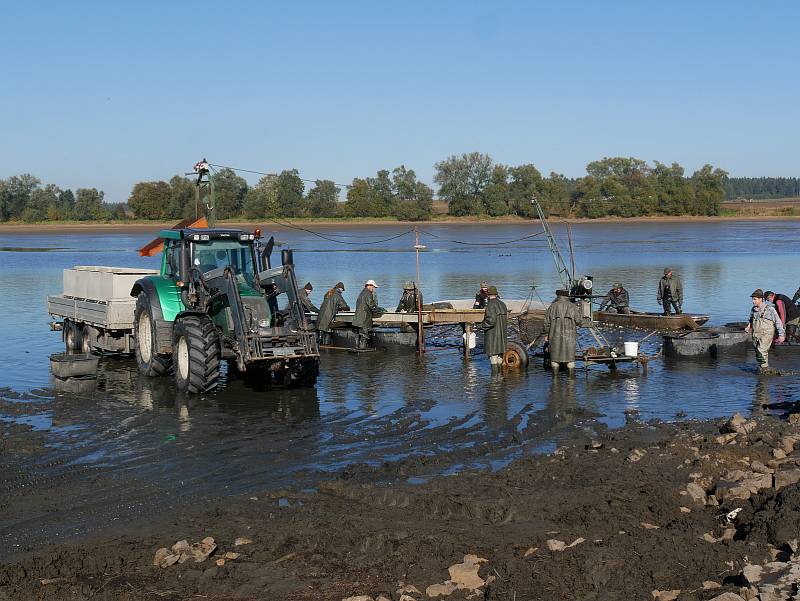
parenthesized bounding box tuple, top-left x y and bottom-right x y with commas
(544, 289, 582, 373)
(477, 286, 508, 369)
(352, 279, 386, 349)
(745, 288, 785, 373)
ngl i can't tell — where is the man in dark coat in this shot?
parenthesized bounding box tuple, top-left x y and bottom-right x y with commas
(316, 282, 349, 345)
(396, 281, 424, 334)
(352, 279, 386, 349)
(473, 282, 490, 309)
(299, 282, 319, 314)
(765, 290, 800, 342)
(543, 289, 582, 373)
(599, 282, 630, 314)
(477, 286, 508, 368)
(657, 268, 683, 315)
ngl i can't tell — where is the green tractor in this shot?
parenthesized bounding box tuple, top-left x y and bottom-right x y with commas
(131, 227, 320, 393)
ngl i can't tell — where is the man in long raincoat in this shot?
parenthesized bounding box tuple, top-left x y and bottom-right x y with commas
(299, 282, 319, 314)
(543, 289, 582, 373)
(477, 286, 508, 368)
(352, 279, 386, 349)
(316, 282, 349, 345)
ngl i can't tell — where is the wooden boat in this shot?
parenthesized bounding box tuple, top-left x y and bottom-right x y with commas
(593, 309, 709, 331)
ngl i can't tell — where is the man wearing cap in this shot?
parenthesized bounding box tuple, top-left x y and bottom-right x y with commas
(299, 282, 319, 314)
(316, 282, 349, 346)
(396, 281, 424, 334)
(477, 286, 508, 368)
(599, 282, 630, 314)
(745, 288, 785, 372)
(657, 268, 683, 316)
(544, 289, 582, 373)
(352, 280, 386, 349)
(473, 282, 490, 309)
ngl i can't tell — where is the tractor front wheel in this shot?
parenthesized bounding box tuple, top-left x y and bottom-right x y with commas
(173, 315, 221, 394)
(134, 292, 171, 377)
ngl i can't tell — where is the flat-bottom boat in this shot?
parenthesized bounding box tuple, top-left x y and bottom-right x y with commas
(594, 309, 709, 331)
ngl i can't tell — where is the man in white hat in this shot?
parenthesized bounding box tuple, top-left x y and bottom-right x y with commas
(352, 279, 386, 349)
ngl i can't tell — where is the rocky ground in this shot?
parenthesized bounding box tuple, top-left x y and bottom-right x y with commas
(4, 412, 800, 601)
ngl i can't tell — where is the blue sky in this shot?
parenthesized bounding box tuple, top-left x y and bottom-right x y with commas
(2, 1, 798, 202)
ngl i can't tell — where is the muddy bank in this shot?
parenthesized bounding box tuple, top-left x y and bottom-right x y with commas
(5, 411, 800, 600)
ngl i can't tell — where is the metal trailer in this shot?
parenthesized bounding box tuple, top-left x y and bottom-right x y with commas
(48, 266, 160, 353)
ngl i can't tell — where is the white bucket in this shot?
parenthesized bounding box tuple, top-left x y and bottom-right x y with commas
(623, 341, 639, 357)
(463, 332, 477, 349)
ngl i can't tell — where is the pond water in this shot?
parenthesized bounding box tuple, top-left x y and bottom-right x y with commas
(1, 220, 798, 550)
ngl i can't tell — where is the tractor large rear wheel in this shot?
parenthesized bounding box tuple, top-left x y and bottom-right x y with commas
(173, 315, 221, 394)
(134, 292, 171, 377)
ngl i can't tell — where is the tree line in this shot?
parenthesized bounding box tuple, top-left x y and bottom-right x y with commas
(724, 177, 800, 200)
(0, 155, 733, 222)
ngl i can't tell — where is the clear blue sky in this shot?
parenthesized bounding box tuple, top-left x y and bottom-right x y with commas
(2, 1, 798, 202)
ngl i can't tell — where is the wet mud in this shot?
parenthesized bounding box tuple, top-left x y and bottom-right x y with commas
(4, 411, 800, 600)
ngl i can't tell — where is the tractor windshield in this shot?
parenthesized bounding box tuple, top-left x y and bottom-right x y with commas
(192, 240, 257, 285)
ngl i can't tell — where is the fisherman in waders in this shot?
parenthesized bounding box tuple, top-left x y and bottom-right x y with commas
(316, 282, 349, 345)
(396, 281, 423, 334)
(544, 289, 582, 373)
(477, 286, 507, 369)
(765, 291, 800, 343)
(599, 282, 630, 314)
(352, 279, 386, 349)
(745, 288, 785, 373)
(299, 282, 319, 314)
(657, 268, 683, 315)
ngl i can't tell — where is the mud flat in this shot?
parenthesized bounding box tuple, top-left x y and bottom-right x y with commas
(4, 411, 800, 600)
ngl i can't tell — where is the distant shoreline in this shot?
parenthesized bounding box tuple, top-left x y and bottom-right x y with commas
(0, 213, 799, 234)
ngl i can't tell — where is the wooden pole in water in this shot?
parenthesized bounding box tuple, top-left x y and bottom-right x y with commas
(415, 227, 426, 355)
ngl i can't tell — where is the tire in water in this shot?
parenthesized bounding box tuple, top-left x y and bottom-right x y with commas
(173, 315, 221, 394)
(503, 340, 529, 369)
(64, 319, 83, 353)
(134, 292, 171, 377)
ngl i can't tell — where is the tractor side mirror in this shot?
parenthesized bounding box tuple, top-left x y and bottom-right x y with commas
(261, 236, 275, 270)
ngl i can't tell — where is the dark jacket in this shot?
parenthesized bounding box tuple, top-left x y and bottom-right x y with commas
(473, 289, 489, 309)
(657, 275, 683, 304)
(544, 296, 581, 363)
(352, 288, 383, 332)
(396, 288, 423, 313)
(299, 288, 319, 313)
(773, 293, 800, 323)
(599, 287, 629, 311)
(316, 287, 349, 333)
(478, 297, 508, 357)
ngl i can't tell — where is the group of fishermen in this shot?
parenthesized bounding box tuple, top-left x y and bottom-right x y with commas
(299, 280, 423, 350)
(597, 267, 683, 316)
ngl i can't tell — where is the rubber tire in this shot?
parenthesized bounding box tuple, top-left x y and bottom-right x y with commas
(504, 340, 530, 369)
(134, 292, 172, 377)
(64, 320, 83, 353)
(78, 324, 92, 353)
(173, 315, 221, 394)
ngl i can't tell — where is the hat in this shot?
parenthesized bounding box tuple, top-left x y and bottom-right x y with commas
(365, 279, 379, 287)
(751, 288, 764, 298)
(304, 282, 313, 291)
(335, 281, 345, 290)
(663, 267, 672, 275)
(556, 289, 570, 297)
(480, 281, 488, 289)
(487, 286, 498, 295)
(403, 281, 415, 290)
(613, 282, 622, 289)
(764, 290, 774, 299)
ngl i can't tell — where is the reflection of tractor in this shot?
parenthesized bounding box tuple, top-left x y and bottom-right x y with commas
(132, 228, 319, 393)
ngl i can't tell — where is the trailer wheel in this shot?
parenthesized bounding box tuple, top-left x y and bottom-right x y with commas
(64, 320, 81, 353)
(504, 341, 529, 369)
(134, 292, 171, 377)
(173, 315, 221, 394)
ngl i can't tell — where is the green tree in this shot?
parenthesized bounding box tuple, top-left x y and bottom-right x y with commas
(211, 168, 248, 219)
(128, 181, 171, 219)
(482, 165, 510, 216)
(275, 169, 305, 217)
(345, 178, 384, 217)
(22, 185, 60, 222)
(434, 152, 493, 216)
(55, 189, 75, 220)
(167, 175, 196, 220)
(391, 166, 433, 221)
(507, 164, 545, 217)
(691, 164, 728, 216)
(582, 157, 655, 217)
(652, 162, 692, 214)
(74, 188, 107, 221)
(1, 174, 41, 221)
(306, 180, 340, 217)
(242, 175, 279, 219)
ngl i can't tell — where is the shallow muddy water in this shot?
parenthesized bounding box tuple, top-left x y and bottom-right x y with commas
(1, 220, 799, 552)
